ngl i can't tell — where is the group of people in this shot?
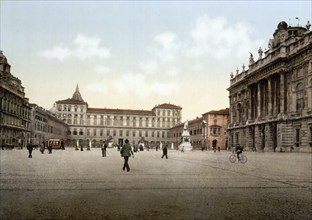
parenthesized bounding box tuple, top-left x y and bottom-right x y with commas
(26, 138, 244, 173)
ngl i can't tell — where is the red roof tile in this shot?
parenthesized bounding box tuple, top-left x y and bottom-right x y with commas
(152, 103, 182, 110)
(87, 108, 155, 116)
(56, 98, 88, 105)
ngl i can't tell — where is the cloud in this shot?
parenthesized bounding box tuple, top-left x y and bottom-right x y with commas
(38, 45, 71, 61)
(86, 73, 179, 98)
(186, 16, 260, 60)
(148, 32, 181, 62)
(142, 16, 263, 78)
(139, 61, 158, 74)
(94, 65, 111, 75)
(39, 34, 111, 61)
(73, 35, 110, 60)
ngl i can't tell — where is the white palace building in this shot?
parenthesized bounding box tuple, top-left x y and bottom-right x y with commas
(53, 85, 182, 148)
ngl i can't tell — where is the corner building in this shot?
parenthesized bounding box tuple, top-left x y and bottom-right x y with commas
(54, 85, 182, 148)
(29, 104, 69, 146)
(169, 108, 229, 150)
(0, 51, 31, 149)
(228, 21, 312, 152)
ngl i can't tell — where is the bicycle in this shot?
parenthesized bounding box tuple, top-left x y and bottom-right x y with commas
(229, 151, 247, 164)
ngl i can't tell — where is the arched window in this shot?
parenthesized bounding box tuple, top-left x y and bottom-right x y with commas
(296, 83, 304, 112)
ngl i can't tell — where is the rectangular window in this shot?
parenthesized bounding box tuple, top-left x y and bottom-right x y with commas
(133, 131, 136, 137)
(295, 128, 300, 147)
(133, 117, 136, 127)
(145, 118, 149, 127)
(296, 129, 300, 143)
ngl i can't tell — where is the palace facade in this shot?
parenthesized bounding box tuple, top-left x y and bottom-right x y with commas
(0, 51, 31, 149)
(228, 21, 312, 152)
(54, 85, 182, 148)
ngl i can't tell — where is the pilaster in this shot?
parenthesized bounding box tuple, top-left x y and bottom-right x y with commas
(267, 78, 272, 117)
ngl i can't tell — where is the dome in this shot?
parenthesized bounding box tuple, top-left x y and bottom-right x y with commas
(277, 21, 288, 30)
(49, 103, 57, 114)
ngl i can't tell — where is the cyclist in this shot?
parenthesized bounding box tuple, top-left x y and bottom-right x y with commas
(235, 144, 243, 160)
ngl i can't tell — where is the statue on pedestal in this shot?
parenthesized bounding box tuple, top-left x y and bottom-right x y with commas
(178, 120, 192, 152)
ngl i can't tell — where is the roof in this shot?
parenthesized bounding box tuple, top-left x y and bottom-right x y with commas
(87, 108, 156, 116)
(56, 98, 88, 105)
(152, 103, 182, 110)
(203, 108, 229, 115)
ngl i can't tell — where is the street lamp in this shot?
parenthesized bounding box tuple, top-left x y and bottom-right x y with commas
(201, 120, 207, 151)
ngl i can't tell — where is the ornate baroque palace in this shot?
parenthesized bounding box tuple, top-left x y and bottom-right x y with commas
(0, 51, 31, 148)
(54, 86, 182, 148)
(228, 21, 312, 152)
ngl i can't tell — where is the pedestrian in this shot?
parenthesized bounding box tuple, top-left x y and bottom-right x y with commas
(48, 143, 52, 154)
(80, 145, 83, 151)
(61, 140, 65, 150)
(101, 143, 107, 157)
(161, 145, 168, 159)
(40, 141, 45, 154)
(120, 139, 134, 172)
(27, 142, 33, 158)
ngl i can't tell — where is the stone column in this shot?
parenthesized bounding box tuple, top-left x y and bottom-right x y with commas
(248, 87, 252, 120)
(257, 82, 261, 119)
(279, 72, 285, 115)
(267, 78, 272, 117)
(273, 78, 277, 116)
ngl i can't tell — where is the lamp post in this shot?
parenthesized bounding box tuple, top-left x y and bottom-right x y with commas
(201, 120, 207, 151)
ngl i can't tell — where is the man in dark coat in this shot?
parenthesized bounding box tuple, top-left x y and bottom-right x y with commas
(102, 143, 107, 157)
(27, 142, 33, 158)
(235, 144, 243, 160)
(120, 139, 134, 172)
(161, 145, 168, 159)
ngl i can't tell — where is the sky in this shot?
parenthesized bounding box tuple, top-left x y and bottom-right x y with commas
(1, 1, 311, 121)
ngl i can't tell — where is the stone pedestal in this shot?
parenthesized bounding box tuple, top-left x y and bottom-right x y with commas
(178, 129, 192, 151)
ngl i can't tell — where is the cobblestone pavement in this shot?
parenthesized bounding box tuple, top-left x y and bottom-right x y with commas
(0, 148, 311, 220)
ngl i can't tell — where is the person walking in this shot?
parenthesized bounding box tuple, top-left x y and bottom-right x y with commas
(161, 145, 168, 159)
(27, 142, 33, 158)
(101, 143, 107, 157)
(120, 139, 134, 172)
(40, 141, 45, 154)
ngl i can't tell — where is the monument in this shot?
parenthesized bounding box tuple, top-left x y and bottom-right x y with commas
(178, 120, 192, 151)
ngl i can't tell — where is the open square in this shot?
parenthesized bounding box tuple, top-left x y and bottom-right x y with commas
(0, 148, 311, 220)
